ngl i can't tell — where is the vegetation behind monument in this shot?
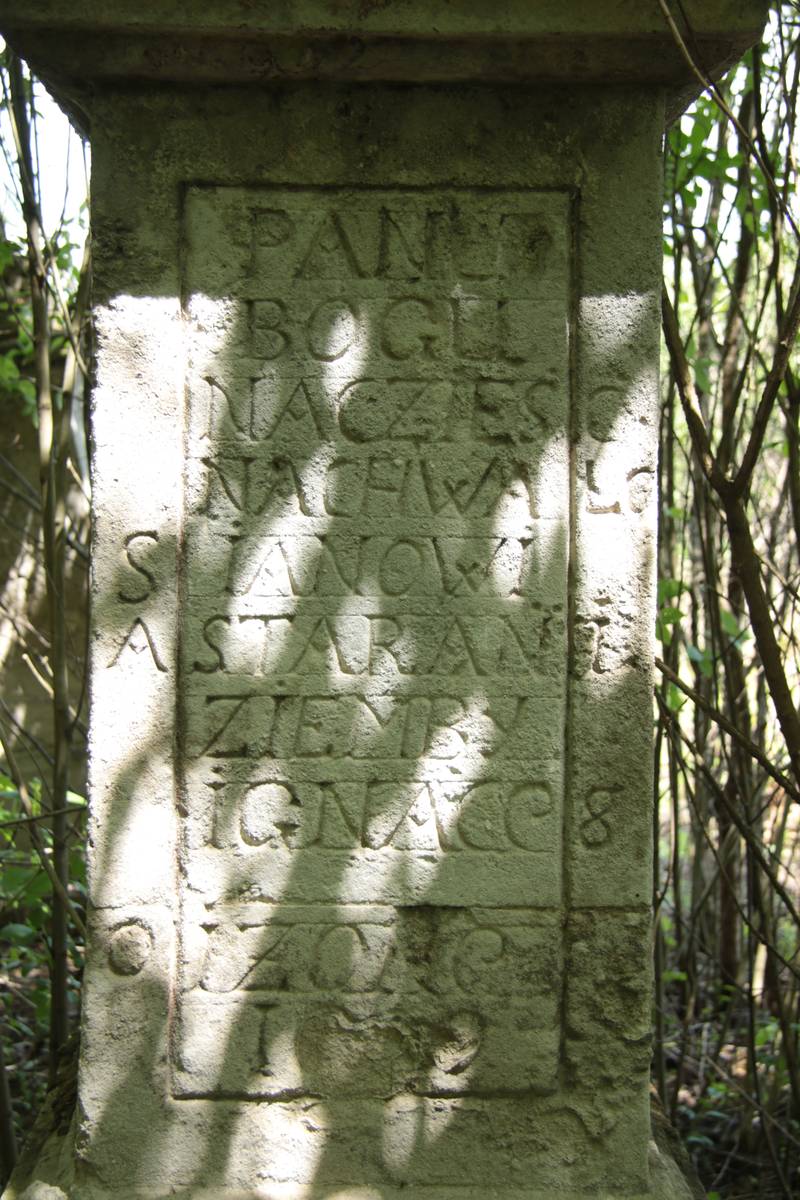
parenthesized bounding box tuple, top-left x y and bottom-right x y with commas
(0, 5, 799, 1196)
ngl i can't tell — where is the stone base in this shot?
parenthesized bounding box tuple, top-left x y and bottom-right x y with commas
(4, 1181, 702, 1200)
(3, 1089, 702, 1200)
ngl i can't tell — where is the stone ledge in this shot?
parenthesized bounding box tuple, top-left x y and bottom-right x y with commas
(0, 0, 770, 40)
(0, 0, 770, 129)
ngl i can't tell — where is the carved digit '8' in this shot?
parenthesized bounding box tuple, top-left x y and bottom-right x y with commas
(579, 787, 617, 847)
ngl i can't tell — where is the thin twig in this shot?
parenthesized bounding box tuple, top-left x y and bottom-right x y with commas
(0, 720, 85, 939)
(655, 657, 800, 804)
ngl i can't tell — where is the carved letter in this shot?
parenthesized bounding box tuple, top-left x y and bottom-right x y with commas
(108, 618, 168, 673)
(118, 532, 159, 603)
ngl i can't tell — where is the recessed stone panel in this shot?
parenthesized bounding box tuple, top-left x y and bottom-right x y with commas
(174, 905, 561, 1098)
(179, 187, 571, 894)
(175, 186, 571, 1101)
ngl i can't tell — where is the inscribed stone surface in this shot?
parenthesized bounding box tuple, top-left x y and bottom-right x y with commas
(68, 81, 667, 1199)
(176, 187, 572, 1099)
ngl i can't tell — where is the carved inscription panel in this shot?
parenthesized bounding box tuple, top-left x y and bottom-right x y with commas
(175, 904, 562, 1098)
(177, 187, 572, 1097)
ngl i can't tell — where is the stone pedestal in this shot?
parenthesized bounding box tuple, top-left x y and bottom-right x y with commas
(0, 5, 768, 1200)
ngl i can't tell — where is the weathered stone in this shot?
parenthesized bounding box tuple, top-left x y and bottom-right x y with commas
(0, 4, 768, 1200)
(1, 2, 770, 126)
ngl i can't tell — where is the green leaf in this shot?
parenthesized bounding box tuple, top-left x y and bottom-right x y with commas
(33, 989, 50, 1024)
(0, 865, 37, 896)
(694, 357, 713, 393)
(16, 377, 38, 422)
(656, 614, 673, 644)
(686, 643, 713, 678)
(658, 578, 687, 602)
(0, 354, 20, 385)
(755, 1021, 778, 1047)
(657, 604, 683, 643)
(8, 869, 54, 903)
(8, 1017, 35, 1039)
(686, 1134, 714, 1149)
(69, 848, 86, 889)
(719, 608, 750, 643)
(0, 922, 37, 942)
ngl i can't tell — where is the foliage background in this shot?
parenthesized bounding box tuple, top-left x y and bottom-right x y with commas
(1, 4, 799, 1197)
(656, 5, 800, 1196)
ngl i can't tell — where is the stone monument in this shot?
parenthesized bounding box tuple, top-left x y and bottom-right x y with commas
(1, 4, 769, 1199)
